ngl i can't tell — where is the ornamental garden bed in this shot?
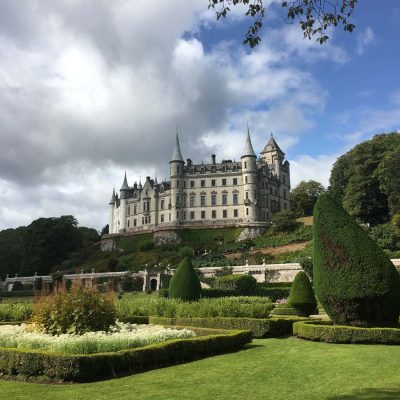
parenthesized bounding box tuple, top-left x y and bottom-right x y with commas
(293, 320, 400, 344)
(0, 323, 251, 382)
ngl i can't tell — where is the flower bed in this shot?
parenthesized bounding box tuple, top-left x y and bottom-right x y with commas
(0, 327, 251, 381)
(0, 322, 195, 354)
(0, 303, 32, 322)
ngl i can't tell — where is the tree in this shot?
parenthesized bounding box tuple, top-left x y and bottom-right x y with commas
(271, 211, 300, 232)
(101, 224, 109, 235)
(169, 257, 202, 301)
(291, 180, 325, 216)
(208, 0, 357, 48)
(288, 271, 317, 317)
(329, 133, 400, 225)
(313, 193, 400, 327)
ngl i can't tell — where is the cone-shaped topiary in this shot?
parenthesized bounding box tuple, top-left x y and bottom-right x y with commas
(313, 193, 400, 327)
(288, 271, 317, 317)
(169, 256, 202, 301)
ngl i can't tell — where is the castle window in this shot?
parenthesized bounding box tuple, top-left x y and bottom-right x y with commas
(283, 190, 286, 199)
(233, 178, 237, 185)
(201, 195, 206, 206)
(183, 196, 187, 206)
(234, 209, 238, 218)
(201, 211, 206, 219)
(244, 161, 247, 169)
(183, 211, 186, 220)
(283, 175, 286, 184)
(211, 179, 216, 187)
(190, 180, 195, 188)
(275, 189, 278, 196)
(223, 210, 227, 218)
(176, 180, 179, 188)
(245, 191, 249, 199)
(142, 217, 144, 224)
(127, 206, 130, 215)
(161, 214, 164, 223)
(176, 195, 180, 206)
(233, 193, 238, 205)
(161, 200, 164, 210)
(222, 194, 227, 205)
(169, 213, 171, 221)
(177, 166, 180, 173)
(134, 219, 137, 227)
(211, 194, 216, 206)
(190, 195, 195, 207)
(176, 211, 179, 219)
(201, 166, 205, 173)
(270, 187, 273, 195)
(134, 205, 137, 214)
(128, 220, 130, 227)
(245, 176, 248, 183)
(284, 202, 287, 210)
(222, 178, 226, 186)
(212, 210, 216, 219)
(201, 180, 205, 188)
(184, 181, 186, 188)
(190, 211, 195, 220)
(246, 208, 249, 216)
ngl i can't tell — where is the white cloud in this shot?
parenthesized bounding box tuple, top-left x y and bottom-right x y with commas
(356, 26, 375, 55)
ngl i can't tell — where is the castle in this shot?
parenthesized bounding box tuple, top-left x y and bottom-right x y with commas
(108, 130, 290, 234)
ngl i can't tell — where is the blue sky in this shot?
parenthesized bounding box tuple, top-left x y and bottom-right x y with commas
(0, 1, 399, 230)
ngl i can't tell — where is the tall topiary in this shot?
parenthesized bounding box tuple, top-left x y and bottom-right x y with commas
(288, 271, 317, 317)
(169, 257, 201, 301)
(313, 193, 400, 327)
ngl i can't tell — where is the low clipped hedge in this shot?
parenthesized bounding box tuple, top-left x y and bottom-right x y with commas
(257, 287, 291, 301)
(272, 307, 298, 316)
(0, 327, 251, 382)
(201, 287, 291, 301)
(0, 290, 34, 298)
(293, 320, 400, 344)
(150, 316, 310, 338)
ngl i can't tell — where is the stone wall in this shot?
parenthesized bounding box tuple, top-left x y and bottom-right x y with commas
(153, 231, 182, 246)
(236, 227, 266, 242)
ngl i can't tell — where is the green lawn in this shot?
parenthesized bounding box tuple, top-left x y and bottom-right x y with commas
(1, 337, 400, 399)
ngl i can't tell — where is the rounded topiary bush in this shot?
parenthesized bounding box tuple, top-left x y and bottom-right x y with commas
(288, 271, 317, 317)
(169, 257, 201, 301)
(313, 193, 400, 327)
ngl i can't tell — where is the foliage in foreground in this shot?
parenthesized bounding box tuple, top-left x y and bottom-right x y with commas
(169, 257, 202, 301)
(30, 284, 116, 335)
(117, 296, 273, 319)
(0, 302, 32, 322)
(313, 193, 400, 327)
(0, 322, 195, 354)
(288, 271, 317, 317)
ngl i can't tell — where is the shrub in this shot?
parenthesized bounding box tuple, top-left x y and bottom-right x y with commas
(271, 211, 300, 232)
(0, 303, 33, 322)
(138, 240, 155, 251)
(299, 257, 313, 280)
(294, 320, 400, 344)
(11, 281, 25, 291)
(179, 246, 193, 259)
(121, 275, 143, 292)
(51, 271, 64, 285)
(369, 224, 399, 251)
(313, 193, 400, 327)
(216, 274, 257, 295)
(30, 283, 116, 335)
(288, 271, 317, 317)
(169, 257, 201, 301)
(256, 287, 291, 302)
(158, 289, 169, 298)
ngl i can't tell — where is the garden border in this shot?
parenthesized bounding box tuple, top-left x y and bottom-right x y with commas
(293, 320, 400, 344)
(0, 326, 251, 382)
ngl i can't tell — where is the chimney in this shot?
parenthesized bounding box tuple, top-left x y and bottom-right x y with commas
(211, 154, 216, 164)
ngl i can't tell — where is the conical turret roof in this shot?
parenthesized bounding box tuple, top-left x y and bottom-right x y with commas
(109, 188, 116, 204)
(170, 132, 184, 162)
(120, 171, 129, 191)
(242, 127, 256, 158)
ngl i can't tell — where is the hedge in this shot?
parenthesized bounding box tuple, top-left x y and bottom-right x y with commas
(0, 290, 34, 298)
(149, 316, 311, 338)
(0, 327, 251, 382)
(293, 320, 400, 344)
(272, 307, 298, 316)
(288, 271, 317, 317)
(200, 287, 291, 301)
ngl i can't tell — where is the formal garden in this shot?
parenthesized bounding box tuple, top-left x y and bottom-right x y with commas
(1, 193, 400, 398)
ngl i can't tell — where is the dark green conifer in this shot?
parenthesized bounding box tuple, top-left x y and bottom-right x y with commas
(313, 193, 400, 327)
(289, 271, 317, 317)
(169, 257, 201, 301)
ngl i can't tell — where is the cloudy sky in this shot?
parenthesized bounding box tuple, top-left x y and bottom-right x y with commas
(0, 1, 399, 231)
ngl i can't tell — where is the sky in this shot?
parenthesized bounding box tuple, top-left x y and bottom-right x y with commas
(0, 0, 399, 231)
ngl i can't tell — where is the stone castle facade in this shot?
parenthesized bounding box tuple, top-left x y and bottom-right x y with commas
(108, 130, 290, 234)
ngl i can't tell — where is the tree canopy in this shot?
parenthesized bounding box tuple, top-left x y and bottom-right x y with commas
(291, 180, 325, 216)
(0, 216, 99, 278)
(329, 132, 400, 225)
(208, 0, 357, 47)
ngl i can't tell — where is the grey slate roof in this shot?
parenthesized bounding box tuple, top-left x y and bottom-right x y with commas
(261, 134, 284, 155)
(109, 188, 116, 204)
(170, 133, 184, 162)
(242, 130, 256, 158)
(120, 171, 129, 190)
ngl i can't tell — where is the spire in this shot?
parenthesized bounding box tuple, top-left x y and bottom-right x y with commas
(109, 187, 116, 205)
(120, 170, 129, 191)
(170, 130, 184, 162)
(242, 125, 256, 158)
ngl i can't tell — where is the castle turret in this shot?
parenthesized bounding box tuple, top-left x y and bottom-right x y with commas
(169, 132, 184, 224)
(260, 133, 285, 178)
(108, 188, 116, 234)
(241, 129, 257, 222)
(119, 171, 129, 232)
